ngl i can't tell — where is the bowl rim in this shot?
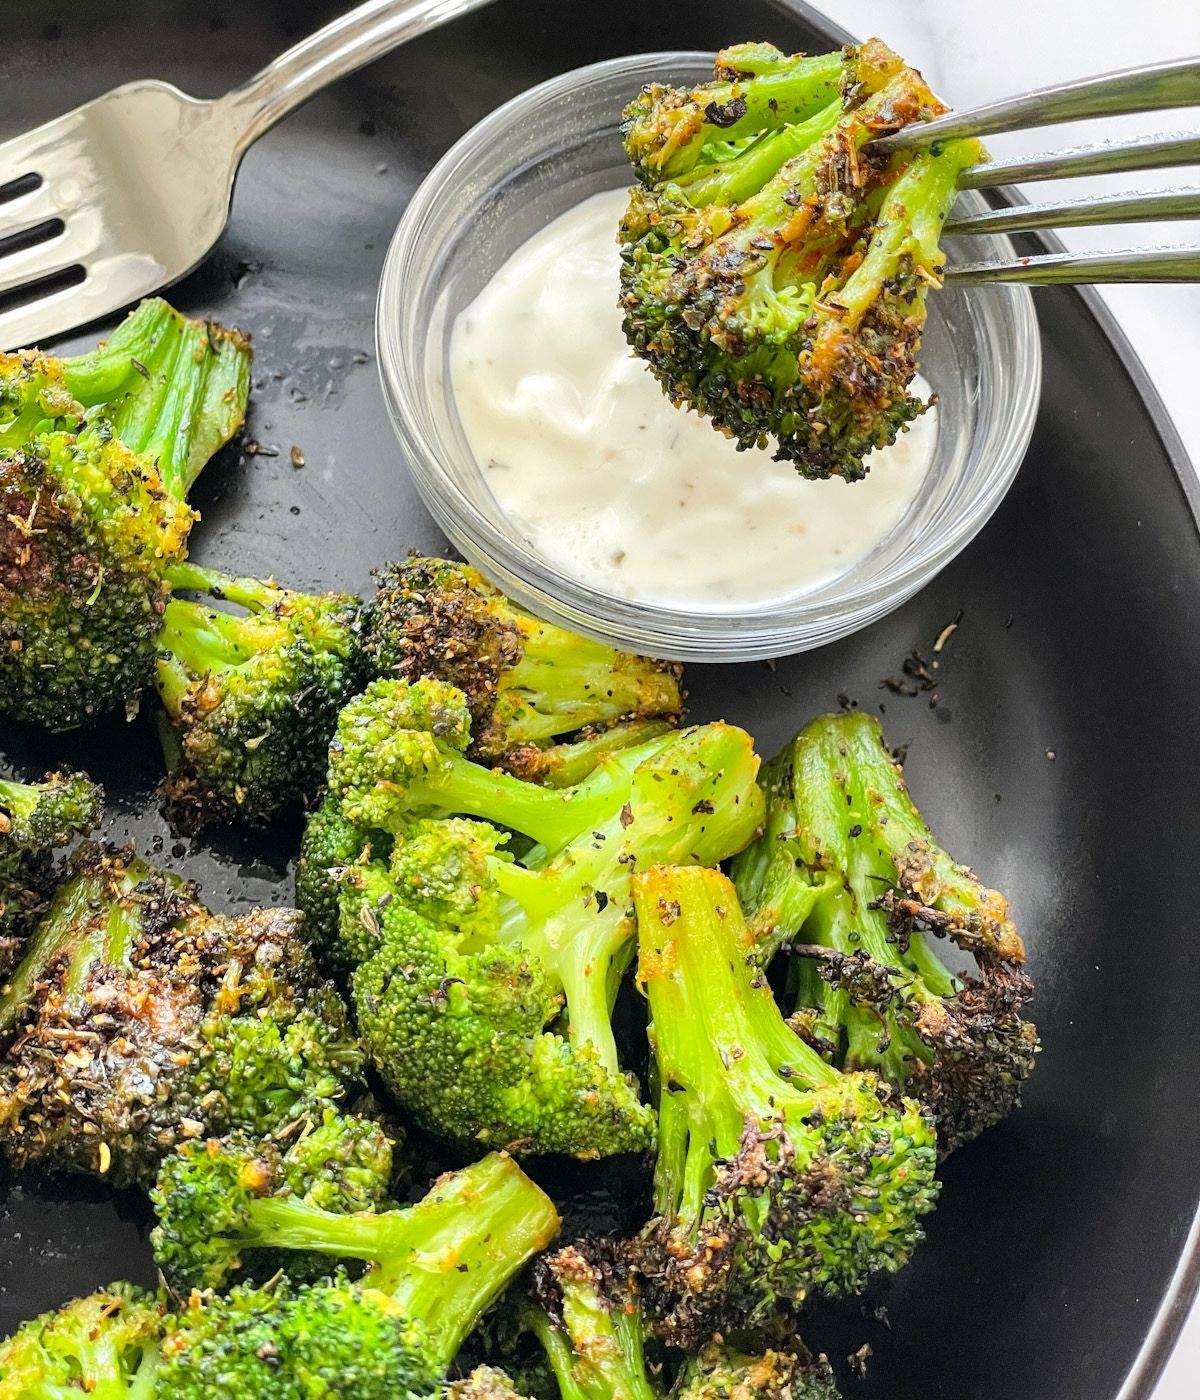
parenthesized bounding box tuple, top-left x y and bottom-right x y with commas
(376, 50, 1043, 659)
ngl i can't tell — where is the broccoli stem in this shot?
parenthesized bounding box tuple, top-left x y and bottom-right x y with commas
(389, 732, 675, 857)
(0, 779, 40, 825)
(521, 1262, 657, 1400)
(634, 865, 840, 1221)
(60, 299, 251, 499)
(164, 560, 284, 612)
(533, 719, 676, 790)
(378, 1156, 558, 1368)
(827, 141, 980, 325)
(676, 100, 842, 207)
(644, 51, 845, 180)
(492, 725, 763, 1074)
(499, 622, 681, 748)
(222, 1154, 557, 1372)
(0, 876, 90, 1032)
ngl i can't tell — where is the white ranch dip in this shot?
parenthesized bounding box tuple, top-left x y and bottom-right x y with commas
(450, 188, 936, 611)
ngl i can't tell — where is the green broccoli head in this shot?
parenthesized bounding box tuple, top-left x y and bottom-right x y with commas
(154, 561, 364, 831)
(672, 1344, 841, 1400)
(0, 846, 364, 1188)
(151, 1112, 395, 1292)
(154, 1152, 560, 1395)
(329, 677, 473, 827)
(0, 769, 101, 963)
(347, 851, 653, 1159)
(632, 864, 938, 1346)
(619, 41, 982, 481)
(360, 558, 683, 763)
(160, 1276, 437, 1400)
(0, 299, 251, 730)
(731, 711, 1037, 1154)
(295, 786, 393, 960)
(340, 721, 763, 1158)
(0, 1282, 164, 1397)
(0, 426, 195, 731)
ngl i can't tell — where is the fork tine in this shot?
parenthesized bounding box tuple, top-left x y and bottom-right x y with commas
(0, 182, 68, 243)
(944, 246, 1200, 284)
(0, 276, 92, 352)
(0, 219, 97, 299)
(946, 186, 1200, 235)
(871, 56, 1200, 152)
(0, 114, 76, 189)
(959, 132, 1200, 190)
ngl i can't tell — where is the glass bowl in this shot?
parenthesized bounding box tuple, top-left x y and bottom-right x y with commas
(376, 53, 1042, 663)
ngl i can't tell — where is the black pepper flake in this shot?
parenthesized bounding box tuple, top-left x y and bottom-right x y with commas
(691, 799, 714, 815)
(703, 95, 748, 127)
(130, 357, 149, 379)
(594, 890, 609, 913)
(619, 803, 633, 828)
(848, 824, 862, 838)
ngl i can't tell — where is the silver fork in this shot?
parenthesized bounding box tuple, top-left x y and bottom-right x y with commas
(0, 0, 497, 350)
(869, 56, 1200, 285)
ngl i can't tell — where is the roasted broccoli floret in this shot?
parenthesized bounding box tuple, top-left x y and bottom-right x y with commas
(360, 558, 683, 765)
(518, 1246, 838, 1400)
(619, 41, 983, 480)
(0, 845, 363, 1187)
(150, 1112, 395, 1289)
(295, 718, 677, 959)
(154, 560, 363, 830)
(631, 864, 938, 1345)
(330, 696, 763, 1157)
(520, 1246, 658, 1400)
(154, 1152, 560, 1397)
(731, 712, 1037, 1154)
(0, 1283, 164, 1397)
(0, 769, 101, 969)
(0, 298, 251, 729)
(672, 1344, 840, 1400)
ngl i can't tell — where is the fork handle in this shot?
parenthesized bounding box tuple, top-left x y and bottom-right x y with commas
(872, 55, 1200, 152)
(221, 0, 498, 151)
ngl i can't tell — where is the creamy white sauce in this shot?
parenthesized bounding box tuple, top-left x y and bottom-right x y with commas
(450, 188, 937, 610)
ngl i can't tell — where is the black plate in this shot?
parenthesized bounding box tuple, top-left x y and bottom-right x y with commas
(3, 3, 1199, 1397)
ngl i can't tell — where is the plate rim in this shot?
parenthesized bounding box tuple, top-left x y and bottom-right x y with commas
(770, 3, 1200, 1395)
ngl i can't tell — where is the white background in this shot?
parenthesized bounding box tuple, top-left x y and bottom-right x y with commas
(809, 2, 1200, 1394)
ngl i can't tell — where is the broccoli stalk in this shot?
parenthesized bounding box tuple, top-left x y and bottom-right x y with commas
(520, 1247, 658, 1400)
(518, 1247, 841, 1400)
(361, 558, 683, 766)
(328, 678, 679, 856)
(0, 846, 363, 1187)
(337, 698, 765, 1157)
(153, 1150, 561, 1397)
(0, 769, 101, 966)
(631, 864, 938, 1345)
(154, 560, 363, 830)
(0, 298, 251, 729)
(619, 41, 983, 481)
(0, 1284, 164, 1397)
(731, 712, 1037, 1153)
(621, 45, 846, 186)
(502, 718, 678, 789)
